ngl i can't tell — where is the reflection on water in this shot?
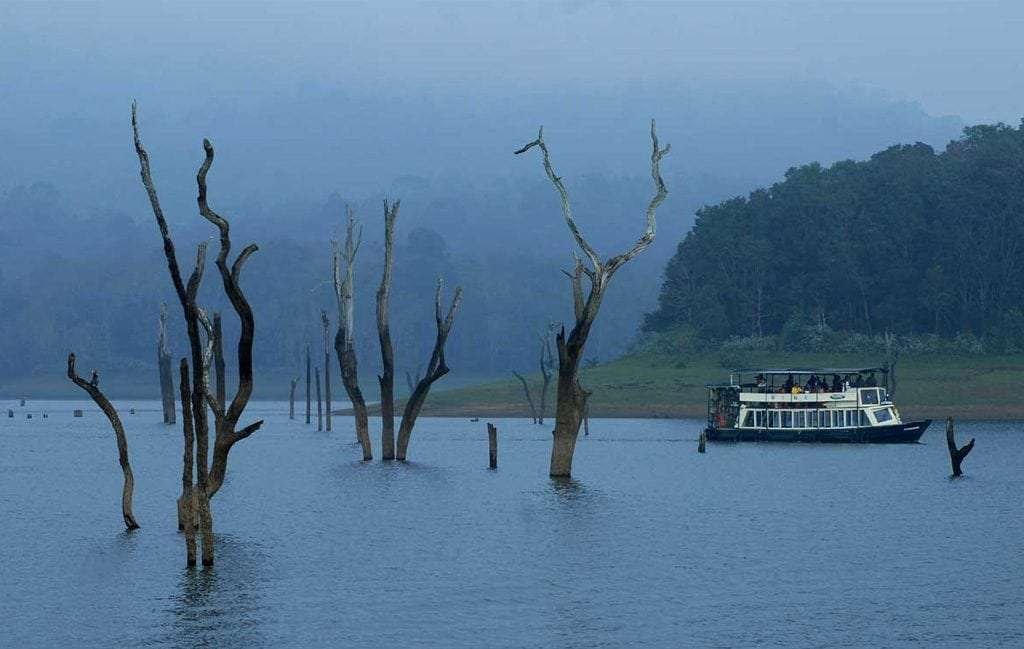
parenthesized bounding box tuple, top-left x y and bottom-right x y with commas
(165, 537, 268, 649)
(2, 401, 1023, 648)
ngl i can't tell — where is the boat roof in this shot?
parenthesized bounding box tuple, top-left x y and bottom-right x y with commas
(730, 367, 887, 375)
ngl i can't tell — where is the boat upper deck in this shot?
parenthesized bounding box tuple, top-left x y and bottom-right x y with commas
(706, 367, 892, 408)
(737, 387, 888, 406)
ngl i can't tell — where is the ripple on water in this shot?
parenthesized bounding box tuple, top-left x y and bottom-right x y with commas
(1, 403, 1023, 648)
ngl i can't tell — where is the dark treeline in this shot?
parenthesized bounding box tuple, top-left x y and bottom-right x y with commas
(646, 121, 1024, 350)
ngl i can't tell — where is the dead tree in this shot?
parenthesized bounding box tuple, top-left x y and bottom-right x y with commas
(157, 303, 176, 424)
(512, 371, 539, 423)
(946, 417, 975, 477)
(395, 278, 463, 460)
(315, 367, 323, 431)
(213, 312, 226, 407)
(405, 365, 423, 393)
(333, 207, 372, 459)
(321, 310, 332, 432)
(377, 199, 400, 460)
(134, 104, 263, 566)
(178, 358, 197, 566)
(884, 331, 899, 399)
(537, 327, 556, 424)
(67, 353, 140, 531)
(305, 343, 312, 425)
(515, 120, 669, 477)
(488, 422, 498, 469)
(289, 378, 297, 419)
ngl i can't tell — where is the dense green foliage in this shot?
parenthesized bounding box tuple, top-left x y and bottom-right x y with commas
(646, 122, 1024, 349)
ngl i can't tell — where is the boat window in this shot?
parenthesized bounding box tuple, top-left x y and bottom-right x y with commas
(809, 411, 818, 427)
(860, 410, 869, 426)
(769, 411, 779, 428)
(844, 410, 853, 427)
(755, 411, 765, 427)
(795, 411, 806, 427)
(781, 411, 792, 428)
(820, 410, 830, 428)
(742, 411, 754, 427)
(874, 407, 893, 424)
(861, 389, 879, 405)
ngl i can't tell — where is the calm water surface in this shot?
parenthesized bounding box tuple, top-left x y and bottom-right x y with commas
(1, 400, 1022, 647)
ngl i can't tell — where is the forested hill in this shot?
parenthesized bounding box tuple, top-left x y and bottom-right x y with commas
(645, 121, 1024, 349)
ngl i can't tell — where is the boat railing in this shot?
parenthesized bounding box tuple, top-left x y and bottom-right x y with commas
(738, 390, 857, 404)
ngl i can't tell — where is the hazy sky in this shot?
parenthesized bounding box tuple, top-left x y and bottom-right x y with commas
(3, 1, 1023, 122)
(0, 1, 1021, 214)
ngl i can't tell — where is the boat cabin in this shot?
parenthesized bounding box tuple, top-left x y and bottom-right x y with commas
(706, 367, 900, 432)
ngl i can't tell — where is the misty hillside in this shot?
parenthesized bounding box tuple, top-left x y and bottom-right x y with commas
(0, 82, 967, 396)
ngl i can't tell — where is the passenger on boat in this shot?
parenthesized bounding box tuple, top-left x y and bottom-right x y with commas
(865, 372, 877, 387)
(852, 375, 863, 388)
(831, 375, 842, 392)
(791, 384, 803, 395)
(783, 374, 794, 392)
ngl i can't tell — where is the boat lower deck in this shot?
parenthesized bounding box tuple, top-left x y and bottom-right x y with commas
(707, 420, 930, 443)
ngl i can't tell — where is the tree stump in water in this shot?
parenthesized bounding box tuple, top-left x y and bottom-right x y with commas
(305, 344, 312, 425)
(315, 367, 323, 432)
(946, 417, 974, 477)
(289, 378, 297, 420)
(487, 423, 498, 469)
(698, 429, 707, 453)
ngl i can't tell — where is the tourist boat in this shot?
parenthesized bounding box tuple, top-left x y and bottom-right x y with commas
(704, 367, 930, 443)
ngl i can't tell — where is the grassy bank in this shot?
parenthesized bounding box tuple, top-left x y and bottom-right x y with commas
(419, 352, 1024, 421)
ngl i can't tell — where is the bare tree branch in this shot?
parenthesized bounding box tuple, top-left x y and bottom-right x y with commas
(377, 199, 400, 460)
(515, 126, 602, 273)
(606, 119, 670, 274)
(67, 353, 140, 531)
(946, 417, 975, 477)
(513, 371, 539, 423)
(395, 278, 463, 460)
(333, 206, 372, 459)
(194, 138, 263, 496)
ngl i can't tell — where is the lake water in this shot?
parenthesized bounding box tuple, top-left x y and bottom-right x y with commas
(2, 400, 1022, 648)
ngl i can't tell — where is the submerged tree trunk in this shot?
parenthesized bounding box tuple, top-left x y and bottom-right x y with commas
(213, 312, 226, 407)
(538, 331, 555, 425)
(513, 371, 539, 423)
(946, 417, 975, 477)
(396, 279, 463, 460)
(158, 303, 176, 424)
(315, 367, 323, 431)
(322, 311, 332, 432)
(289, 378, 297, 420)
(377, 200, 400, 460)
(488, 422, 498, 469)
(134, 105, 263, 566)
(333, 208, 372, 460)
(67, 354, 140, 531)
(178, 358, 197, 566)
(305, 343, 312, 425)
(516, 120, 670, 477)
